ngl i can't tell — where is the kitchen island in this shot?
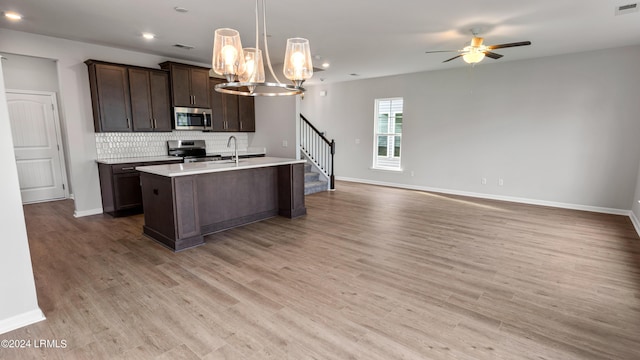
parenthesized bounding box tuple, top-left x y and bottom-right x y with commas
(136, 157, 307, 251)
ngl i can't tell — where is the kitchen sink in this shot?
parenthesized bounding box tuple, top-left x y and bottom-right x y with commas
(218, 160, 245, 164)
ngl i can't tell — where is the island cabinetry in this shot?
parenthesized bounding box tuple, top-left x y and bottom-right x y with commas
(128, 68, 172, 131)
(141, 174, 203, 249)
(160, 62, 210, 108)
(98, 159, 182, 217)
(86, 60, 132, 132)
(139, 160, 306, 251)
(209, 78, 255, 132)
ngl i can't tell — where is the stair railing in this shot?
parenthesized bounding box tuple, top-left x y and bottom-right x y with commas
(300, 114, 335, 190)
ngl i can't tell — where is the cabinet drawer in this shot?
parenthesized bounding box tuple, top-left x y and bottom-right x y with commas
(111, 159, 182, 174)
(112, 163, 141, 174)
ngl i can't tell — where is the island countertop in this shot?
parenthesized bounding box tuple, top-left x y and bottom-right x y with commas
(136, 156, 306, 177)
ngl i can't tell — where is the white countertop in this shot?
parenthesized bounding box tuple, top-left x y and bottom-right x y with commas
(96, 150, 267, 165)
(136, 157, 306, 177)
(96, 156, 181, 165)
(211, 150, 266, 158)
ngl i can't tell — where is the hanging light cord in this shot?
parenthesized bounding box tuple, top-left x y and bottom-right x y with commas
(261, 0, 282, 84)
(254, 0, 259, 51)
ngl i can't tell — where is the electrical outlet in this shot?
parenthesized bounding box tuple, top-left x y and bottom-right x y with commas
(355, 138, 360, 145)
(411, 171, 415, 177)
(481, 178, 487, 185)
(282, 140, 288, 147)
(498, 178, 504, 186)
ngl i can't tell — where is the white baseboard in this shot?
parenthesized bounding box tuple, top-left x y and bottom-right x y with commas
(630, 211, 640, 238)
(336, 176, 629, 216)
(0, 308, 46, 335)
(73, 208, 103, 218)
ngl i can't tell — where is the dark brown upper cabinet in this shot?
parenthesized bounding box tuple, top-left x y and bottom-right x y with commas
(128, 68, 172, 132)
(238, 95, 256, 132)
(86, 60, 133, 132)
(86, 60, 172, 132)
(160, 61, 210, 108)
(209, 77, 255, 132)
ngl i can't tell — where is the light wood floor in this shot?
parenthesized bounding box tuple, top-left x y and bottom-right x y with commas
(2, 181, 640, 359)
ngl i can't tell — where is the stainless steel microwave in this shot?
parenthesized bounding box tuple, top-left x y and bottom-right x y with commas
(173, 107, 212, 131)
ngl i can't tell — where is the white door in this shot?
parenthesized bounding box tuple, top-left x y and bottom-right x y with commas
(6, 91, 68, 203)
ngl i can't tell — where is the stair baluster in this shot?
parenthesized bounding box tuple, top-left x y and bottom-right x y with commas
(300, 114, 335, 191)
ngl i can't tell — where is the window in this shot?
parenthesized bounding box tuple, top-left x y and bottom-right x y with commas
(373, 98, 403, 170)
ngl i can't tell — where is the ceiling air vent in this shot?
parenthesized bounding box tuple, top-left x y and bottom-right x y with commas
(173, 43, 195, 50)
(615, 3, 638, 15)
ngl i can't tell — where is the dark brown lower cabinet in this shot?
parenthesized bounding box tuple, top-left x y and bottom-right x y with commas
(113, 172, 143, 211)
(98, 159, 182, 217)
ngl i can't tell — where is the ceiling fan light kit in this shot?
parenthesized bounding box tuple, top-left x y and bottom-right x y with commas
(426, 32, 531, 65)
(462, 37, 487, 64)
(212, 0, 313, 96)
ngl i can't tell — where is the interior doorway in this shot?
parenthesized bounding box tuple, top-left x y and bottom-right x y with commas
(6, 90, 68, 203)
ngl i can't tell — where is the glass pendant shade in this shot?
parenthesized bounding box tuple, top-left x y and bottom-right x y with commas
(212, 28, 245, 81)
(283, 38, 313, 86)
(239, 48, 265, 83)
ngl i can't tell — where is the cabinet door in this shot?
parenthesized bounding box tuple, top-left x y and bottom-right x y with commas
(224, 94, 240, 131)
(190, 68, 211, 108)
(210, 79, 226, 131)
(94, 64, 132, 132)
(170, 65, 192, 107)
(209, 77, 243, 131)
(149, 71, 172, 131)
(238, 96, 255, 132)
(113, 173, 143, 210)
(128, 68, 154, 132)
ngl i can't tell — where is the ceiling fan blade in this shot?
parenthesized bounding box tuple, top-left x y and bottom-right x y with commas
(443, 54, 463, 63)
(484, 51, 503, 59)
(487, 41, 531, 50)
(425, 50, 458, 54)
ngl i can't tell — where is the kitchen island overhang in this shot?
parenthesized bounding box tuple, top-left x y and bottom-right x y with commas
(137, 157, 307, 251)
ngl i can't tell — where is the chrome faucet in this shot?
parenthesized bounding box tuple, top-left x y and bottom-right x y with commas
(227, 135, 238, 165)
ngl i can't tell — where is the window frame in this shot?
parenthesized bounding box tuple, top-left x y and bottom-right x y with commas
(372, 97, 403, 171)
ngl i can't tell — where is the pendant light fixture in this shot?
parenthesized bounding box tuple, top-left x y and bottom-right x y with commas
(212, 0, 313, 96)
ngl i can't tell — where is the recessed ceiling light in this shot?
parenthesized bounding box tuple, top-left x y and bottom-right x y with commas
(142, 32, 155, 40)
(174, 6, 188, 13)
(322, 62, 330, 68)
(4, 11, 23, 21)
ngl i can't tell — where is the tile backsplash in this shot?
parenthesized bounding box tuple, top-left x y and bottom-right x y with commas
(95, 132, 250, 160)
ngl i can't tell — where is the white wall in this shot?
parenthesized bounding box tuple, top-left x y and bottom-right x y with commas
(1, 52, 59, 91)
(0, 60, 45, 334)
(632, 160, 640, 233)
(301, 45, 640, 212)
(250, 95, 298, 158)
(0, 29, 211, 216)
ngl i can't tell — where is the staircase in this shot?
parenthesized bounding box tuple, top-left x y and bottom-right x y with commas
(300, 114, 335, 195)
(304, 162, 329, 195)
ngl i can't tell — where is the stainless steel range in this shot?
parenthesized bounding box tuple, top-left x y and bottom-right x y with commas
(167, 140, 221, 163)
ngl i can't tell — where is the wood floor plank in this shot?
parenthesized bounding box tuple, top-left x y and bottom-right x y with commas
(2, 181, 640, 359)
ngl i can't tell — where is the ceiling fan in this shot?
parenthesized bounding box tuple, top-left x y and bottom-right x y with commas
(426, 32, 531, 64)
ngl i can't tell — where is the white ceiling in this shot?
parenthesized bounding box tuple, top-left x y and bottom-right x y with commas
(1, 0, 639, 85)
